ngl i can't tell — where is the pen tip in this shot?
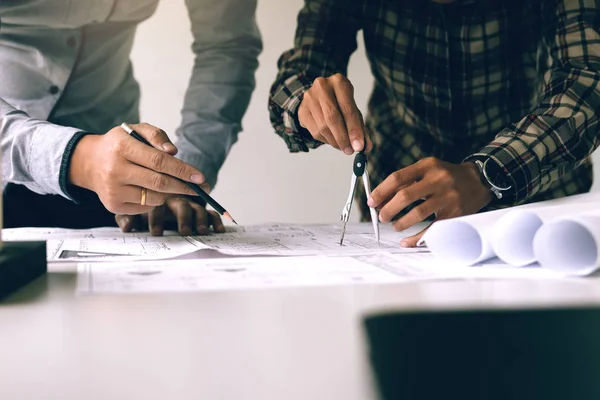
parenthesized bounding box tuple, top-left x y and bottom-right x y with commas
(223, 212, 238, 225)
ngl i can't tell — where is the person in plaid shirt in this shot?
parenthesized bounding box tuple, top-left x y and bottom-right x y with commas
(269, 0, 600, 247)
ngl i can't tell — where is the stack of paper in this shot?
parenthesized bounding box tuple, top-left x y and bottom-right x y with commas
(3, 218, 574, 294)
(423, 193, 600, 275)
(2, 223, 426, 262)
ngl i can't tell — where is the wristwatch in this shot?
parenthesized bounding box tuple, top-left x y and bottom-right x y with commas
(473, 158, 512, 201)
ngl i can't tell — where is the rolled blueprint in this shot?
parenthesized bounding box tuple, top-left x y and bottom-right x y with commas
(492, 203, 600, 267)
(423, 209, 505, 265)
(423, 192, 600, 267)
(534, 211, 600, 276)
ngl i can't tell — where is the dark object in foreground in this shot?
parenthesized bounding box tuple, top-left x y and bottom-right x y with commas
(0, 241, 46, 300)
(365, 307, 600, 400)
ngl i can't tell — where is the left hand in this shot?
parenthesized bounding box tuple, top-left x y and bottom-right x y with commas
(368, 157, 493, 247)
(115, 195, 226, 236)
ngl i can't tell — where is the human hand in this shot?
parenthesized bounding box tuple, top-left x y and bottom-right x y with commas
(69, 123, 208, 215)
(368, 158, 493, 247)
(115, 195, 226, 236)
(298, 73, 372, 154)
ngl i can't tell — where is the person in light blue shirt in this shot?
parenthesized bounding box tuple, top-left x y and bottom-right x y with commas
(0, 0, 261, 235)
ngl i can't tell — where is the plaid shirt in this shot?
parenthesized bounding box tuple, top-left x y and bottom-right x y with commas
(269, 0, 600, 219)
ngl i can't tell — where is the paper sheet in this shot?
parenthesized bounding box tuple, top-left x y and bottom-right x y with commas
(76, 252, 564, 294)
(76, 256, 412, 293)
(2, 227, 208, 262)
(3, 223, 424, 262)
(191, 223, 426, 256)
(422, 192, 600, 266)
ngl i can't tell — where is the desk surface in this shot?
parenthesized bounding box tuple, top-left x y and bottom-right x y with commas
(2, 266, 600, 400)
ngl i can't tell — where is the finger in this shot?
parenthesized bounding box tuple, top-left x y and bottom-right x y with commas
(392, 196, 444, 232)
(124, 164, 199, 197)
(298, 98, 312, 129)
(128, 122, 178, 155)
(368, 164, 424, 209)
(191, 202, 210, 235)
(115, 215, 137, 232)
(308, 100, 338, 149)
(123, 145, 205, 185)
(209, 210, 226, 233)
(319, 87, 352, 154)
(173, 200, 194, 236)
(299, 106, 325, 143)
(148, 205, 166, 236)
(118, 186, 168, 207)
(331, 77, 365, 153)
(379, 180, 434, 223)
(400, 225, 431, 248)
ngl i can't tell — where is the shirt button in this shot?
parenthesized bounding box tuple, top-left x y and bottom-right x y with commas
(66, 36, 77, 48)
(49, 86, 60, 95)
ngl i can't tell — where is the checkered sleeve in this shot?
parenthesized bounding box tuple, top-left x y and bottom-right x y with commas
(268, 0, 362, 152)
(466, 0, 600, 204)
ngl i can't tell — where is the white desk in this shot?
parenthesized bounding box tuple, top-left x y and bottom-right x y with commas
(2, 266, 600, 400)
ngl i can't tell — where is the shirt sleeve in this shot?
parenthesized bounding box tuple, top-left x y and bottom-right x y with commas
(176, 0, 262, 191)
(268, 0, 362, 153)
(465, 0, 600, 204)
(0, 98, 86, 199)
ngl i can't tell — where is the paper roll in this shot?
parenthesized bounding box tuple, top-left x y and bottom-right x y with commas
(534, 213, 600, 276)
(423, 212, 499, 265)
(492, 203, 600, 267)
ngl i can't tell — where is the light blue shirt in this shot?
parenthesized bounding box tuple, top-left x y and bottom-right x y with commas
(0, 0, 261, 198)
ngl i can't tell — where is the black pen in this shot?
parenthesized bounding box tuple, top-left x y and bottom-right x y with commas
(120, 123, 238, 225)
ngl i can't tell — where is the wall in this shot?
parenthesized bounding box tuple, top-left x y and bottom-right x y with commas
(130, 0, 599, 226)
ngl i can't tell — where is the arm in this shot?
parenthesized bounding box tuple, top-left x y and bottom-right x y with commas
(0, 98, 86, 198)
(466, 0, 600, 204)
(268, 0, 362, 152)
(177, 0, 262, 190)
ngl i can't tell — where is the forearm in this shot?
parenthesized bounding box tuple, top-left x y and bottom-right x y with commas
(0, 98, 85, 198)
(179, 0, 261, 190)
(466, 0, 600, 204)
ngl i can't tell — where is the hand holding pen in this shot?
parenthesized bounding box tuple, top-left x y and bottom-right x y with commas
(68, 122, 235, 235)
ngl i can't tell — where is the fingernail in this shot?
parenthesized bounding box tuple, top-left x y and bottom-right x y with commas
(180, 226, 192, 236)
(352, 140, 362, 152)
(197, 225, 209, 235)
(163, 143, 177, 153)
(191, 174, 204, 184)
(379, 214, 384, 223)
(344, 147, 353, 155)
(400, 240, 409, 248)
(367, 197, 375, 207)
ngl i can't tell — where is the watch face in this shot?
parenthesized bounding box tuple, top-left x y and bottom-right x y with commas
(485, 159, 510, 190)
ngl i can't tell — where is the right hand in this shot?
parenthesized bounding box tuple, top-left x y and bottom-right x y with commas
(68, 123, 208, 215)
(298, 73, 372, 154)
